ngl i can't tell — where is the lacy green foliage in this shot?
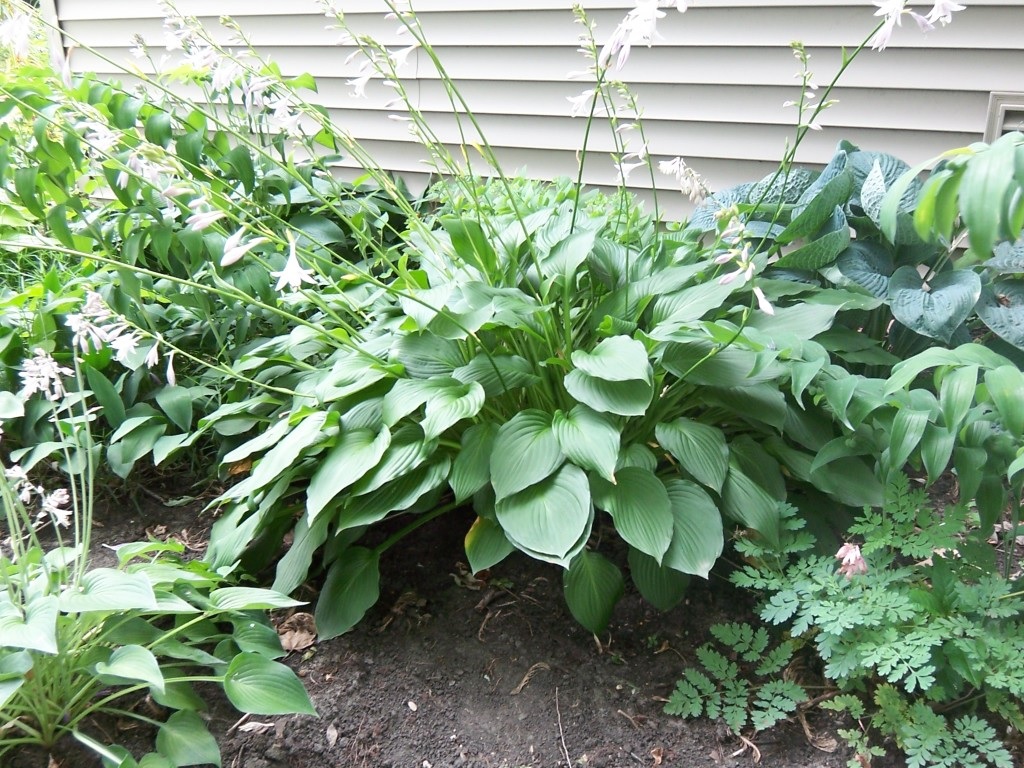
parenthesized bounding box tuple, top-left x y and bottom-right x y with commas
(729, 477, 1024, 766)
(664, 622, 806, 734)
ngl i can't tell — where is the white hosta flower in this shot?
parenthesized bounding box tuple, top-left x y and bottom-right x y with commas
(266, 97, 304, 137)
(389, 43, 419, 70)
(927, 0, 965, 25)
(752, 285, 775, 316)
(166, 350, 177, 387)
(241, 75, 276, 112)
(66, 313, 109, 354)
(145, 340, 161, 369)
(567, 90, 596, 118)
(869, 0, 933, 50)
(20, 349, 73, 402)
(658, 156, 708, 204)
(184, 44, 219, 72)
(0, 10, 33, 61)
(210, 59, 244, 92)
(271, 234, 317, 292)
(347, 70, 373, 99)
(599, 0, 665, 70)
(41, 488, 72, 528)
(185, 209, 226, 231)
(110, 332, 140, 364)
(220, 229, 269, 267)
(615, 157, 646, 185)
(80, 122, 120, 156)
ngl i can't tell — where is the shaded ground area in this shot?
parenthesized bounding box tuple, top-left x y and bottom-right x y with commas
(16, 491, 875, 768)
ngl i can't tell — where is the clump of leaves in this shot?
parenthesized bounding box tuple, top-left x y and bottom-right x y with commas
(664, 622, 807, 735)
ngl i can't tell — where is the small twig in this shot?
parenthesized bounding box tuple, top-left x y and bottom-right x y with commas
(798, 690, 840, 710)
(510, 661, 550, 695)
(226, 713, 251, 736)
(477, 608, 499, 642)
(555, 686, 572, 768)
(730, 733, 762, 764)
(616, 709, 643, 730)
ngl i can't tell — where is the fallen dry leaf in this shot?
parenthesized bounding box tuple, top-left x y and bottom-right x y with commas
(325, 723, 339, 747)
(277, 612, 317, 652)
(650, 746, 664, 765)
(238, 721, 276, 735)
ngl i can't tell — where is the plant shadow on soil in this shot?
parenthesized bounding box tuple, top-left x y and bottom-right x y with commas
(12, 490, 904, 768)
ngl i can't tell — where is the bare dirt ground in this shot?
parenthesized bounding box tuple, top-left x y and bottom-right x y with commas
(14, 490, 888, 768)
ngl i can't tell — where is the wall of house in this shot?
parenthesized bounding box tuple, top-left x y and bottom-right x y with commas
(47, 0, 1024, 217)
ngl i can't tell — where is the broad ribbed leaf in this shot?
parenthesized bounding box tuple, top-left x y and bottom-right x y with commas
(422, 381, 485, 440)
(540, 227, 598, 280)
(490, 410, 563, 500)
(351, 425, 434, 496)
(656, 418, 729, 493)
(888, 266, 981, 344)
(779, 170, 853, 243)
(339, 458, 450, 531)
(0, 391, 24, 420)
(773, 206, 849, 270)
(155, 386, 193, 432)
(155, 710, 221, 767)
(59, 569, 156, 613)
(592, 467, 673, 564)
(570, 336, 652, 383)
(835, 241, 894, 299)
(888, 408, 931, 473)
(721, 466, 780, 547)
(662, 479, 723, 578)
(552, 405, 620, 482)
(921, 424, 956, 483)
(382, 378, 449, 426)
(650, 280, 735, 333)
(450, 423, 497, 502)
(208, 588, 303, 612)
(628, 548, 690, 612)
(465, 516, 515, 574)
(660, 340, 783, 387)
(248, 411, 329, 490)
(0, 597, 58, 654)
(985, 365, 1024, 437)
(495, 464, 591, 562)
(273, 514, 330, 595)
(231, 617, 286, 659)
(95, 645, 165, 693)
(985, 238, 1024, 273)
(0, 651, 31, 708)
(976, 280, 1024, 351)
(307, 427, 391, 518)
(563, 370, 654, 416)
(563, 550, 624, 634)
(224, 653, 316, 715)
(453, 353, 540, 396)
(315, 547, 380, 640)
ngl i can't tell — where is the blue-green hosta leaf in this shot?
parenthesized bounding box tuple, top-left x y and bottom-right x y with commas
(628, 548, 690, 612)
(383, 378, 451, 426)
(208, 588, 303, 612)
(248, 411, 329, 491)
(306, 427, 391, 520)
(0, 597, 58, 654)
(490, 410, 564, 501)
(744, 302, 840, 341)
(273, 513, 331, 595)
(656, 418, 728, 493)
(495, 464, 591, 564)
(563, 550, 624, 635)
(450, 423, 497, 502)
(540, 226, 598, 281)
(686, 183, 755, 233)
(984, 238, 1024, 273)
(834, 241, 894, 299)
(660, 340, 784, 388)
(563, 369, 654, 416)
(315, 547, 380, 640)
(888, 266, 981, 344)
(592, 467, 673, 564)
(0, 651, 32, 708)
(773, 207, 850, 270)
(570, 336, 652, 384)
(662, 479, 724, 578)
(721, 465, 781, 547)
(390, 333, 463, 379)
(465, 516, 515, 574)
(351, 425, 436, 497)
(421, 380, 485, 440)
(0, 391, 24, 420)
(779, 170, 853, 243)
(453, 353, 540, 397)
(985, 365, 1024, 437)
(59, 569, 157, 613)
(95, 645, 165, 694)
(976, 280, 1024, 351)
(156, 710, 222, 767)
(551, 405, 620, 483)
(649, 280, 736, 335)
(338, 457, 450, 531)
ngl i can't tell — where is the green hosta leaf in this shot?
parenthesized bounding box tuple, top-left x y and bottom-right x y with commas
(834, 241, 894, 299)
(490, 410, 563, 501)
(0, 651, 32, 708)
(351, 425, 435, 496)
(650, 280, 735, 330)
(551, 405, 620, 483)
(563, 550, 624, 634)
(0, 391, 24, 420)
(83, 366, 124, 428)
(656, 418, 729, 493)
(888, 408, 931, 473)
(154, 386, 193, 432)
(570, 336, 652, 383)
(208, 588, 303, 612)
(59, 569, 157, 613)
(540, 227, 598, 281)
(465, 516, 515, 574)
(224, 652, 316, 716)
(563, 369, 654, 416)
(495, 464, 591, 564)
(273, 513, 331, 595)
(338, 458, 450, 531)
(660, 340, 783, 388)
(95, 645, 165, 694)
(439, 215, 497, 275)
(939, 364, 978, 431)
(920, 424, 956, 482)
(985, 365, 1024, 437)
(976, 280, 1024, 351)
(231, 618, 285, 659)
(0, 597, 58, 654)
(450, 423, 497, 502)
(888, 266, 981, 343)
(315, 547, 380, 640)
(774, 206, 850, 270)
(721, 466, 780, 547)
(248, 411, 329, 490)
(662, 479, 724, 578)
(421, 380, 485, 440)
(628, 548, 690, 612)
(156, 710, 222, 767)
(382, 378, 449, 425)
(592, 467, 673, 564)
(962, 135, 1018, 257)
(452, 353, 540, 397)
(745, 302, 840, 341)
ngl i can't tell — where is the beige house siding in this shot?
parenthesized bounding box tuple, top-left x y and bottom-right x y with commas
(47, 1, 1024, 216)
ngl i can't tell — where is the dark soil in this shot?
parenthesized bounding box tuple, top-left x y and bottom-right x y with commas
(13, 491, 879, 768)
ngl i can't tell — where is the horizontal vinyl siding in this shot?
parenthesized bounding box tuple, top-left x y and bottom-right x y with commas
(54, 1, 1024, 218)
